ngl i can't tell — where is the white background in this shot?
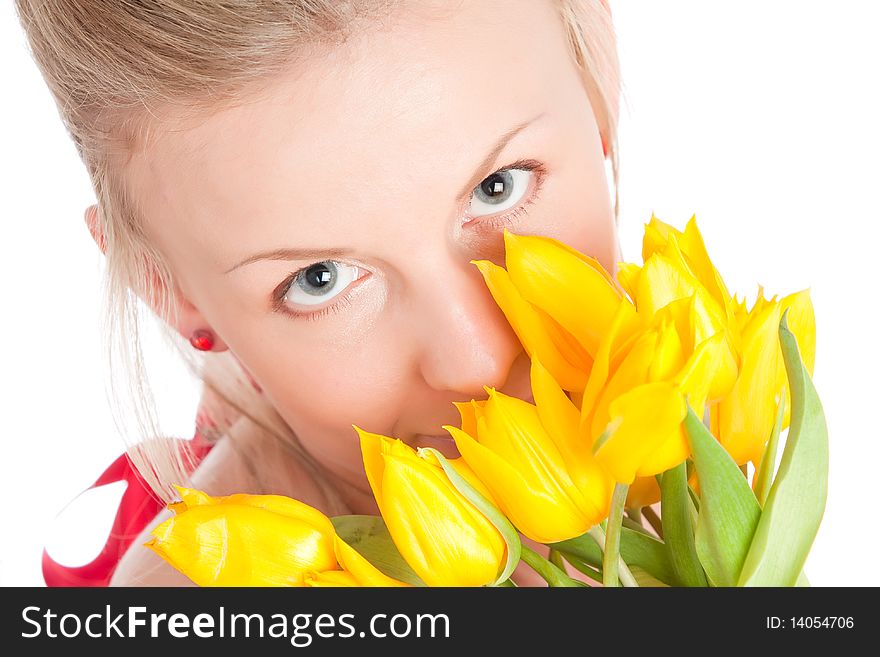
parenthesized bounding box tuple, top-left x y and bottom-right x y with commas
(2, 1, 878, 586)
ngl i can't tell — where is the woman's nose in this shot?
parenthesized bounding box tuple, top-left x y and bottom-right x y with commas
(415, 261, 524, 397)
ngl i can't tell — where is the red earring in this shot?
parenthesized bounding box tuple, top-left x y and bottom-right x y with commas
(189, 329, 215, 351)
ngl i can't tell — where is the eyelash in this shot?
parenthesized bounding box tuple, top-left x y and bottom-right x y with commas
(271, 271, 359, 322)
(464, 158, 547, 229)
(273, 158, 547, 321)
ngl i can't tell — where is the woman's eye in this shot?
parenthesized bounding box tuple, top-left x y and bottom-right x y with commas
(468, 167, 534, 218)
(283, 260, 362, 307)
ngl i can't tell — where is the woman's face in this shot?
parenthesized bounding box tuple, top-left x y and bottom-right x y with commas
(126, 0, 618, 498)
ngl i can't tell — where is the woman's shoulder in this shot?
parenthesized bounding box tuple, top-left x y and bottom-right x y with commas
(110, 434, 255, 587)
(109, 508, 194, 586)
(111, 419, 335, 586)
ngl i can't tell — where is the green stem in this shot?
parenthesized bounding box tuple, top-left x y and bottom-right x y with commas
(548, 548, 566, 572)
(603, 483, 629, 587)
(557, 553, 601, 585)
(625, 506, 644, 526)
(519, 545, 581, 587)
(621, 516, 653, 537)
(593, 527, 638, 588)
(586, 525, 639, 587)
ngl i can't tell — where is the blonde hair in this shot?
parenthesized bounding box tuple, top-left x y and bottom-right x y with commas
(15, 0, 622, 503)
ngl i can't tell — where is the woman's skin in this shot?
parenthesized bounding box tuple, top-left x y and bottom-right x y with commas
(102, 0, 620, 586)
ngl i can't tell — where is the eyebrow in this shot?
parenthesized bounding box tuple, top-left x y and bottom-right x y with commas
(224, 111, 545, 274)
(454, 111, 546, 203)
(224, 247, 353, 274)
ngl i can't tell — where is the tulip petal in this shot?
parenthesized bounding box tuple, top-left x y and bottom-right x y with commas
(648, 317, 686, 382)
(356, 426, 389, 510)
(593, 382, 688, 483)
(626, 476, 661, 509)
(447, 424, 591, 544)
(425, 447, 520, 586)
(717, 301, 784, 465)
(503, 231, 622, 357)
(220, 493, 336, 536)
(452, 401, 480, 438)
(674, 331, 735, 414)
(637, 251, 695, 318)
(616, 262, 642, 301)
(171, 486, 213, 511)
(590, 330, 659, 441)
(379, 446, 505, 586)
(473, 259, 589, 391)
(147, 504, 337, 586)
(531, 357, 580, 448)
(443, 455, 500, 507)
(779, 289, 816, 377)
(635, 424, 690, 479)
(304, 570, 360, 587)
(681, 216, 734, 313)
(333, 537, 409, 587)
(642, 215, 733, 318)
(531, 357, 614, 513)
(478, 391, 588, 507)
(642, 213, 679, 261)
(579, 300, 643, 432)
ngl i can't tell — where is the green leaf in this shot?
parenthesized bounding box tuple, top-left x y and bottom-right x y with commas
(753, 390, 786, 506)
(421, 448, 522, 587)
(684, 405, 761, 586)
(332, 515, 427, 586)
(558, 553, 602, 585)
(660, 462, 708, 586)
(621, 516, 655, 537)
(737, 312, 829, 586)
(519, 545, 584, 587)
(629, 566, 670, 587)
(551, 526, 676, 586)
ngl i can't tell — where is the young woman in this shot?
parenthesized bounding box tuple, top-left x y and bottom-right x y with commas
(16, 0, 621, 586)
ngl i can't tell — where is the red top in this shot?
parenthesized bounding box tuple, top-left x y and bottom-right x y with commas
(42, 427, 215, 587)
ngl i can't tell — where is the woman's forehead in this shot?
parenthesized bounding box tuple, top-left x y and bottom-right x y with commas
(128, 0, 571, 262)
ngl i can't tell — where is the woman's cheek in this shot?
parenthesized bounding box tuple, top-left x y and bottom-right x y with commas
(525, 159, 617, 272)
(267, 327, 413, 436)
(519, 180, 616, 272)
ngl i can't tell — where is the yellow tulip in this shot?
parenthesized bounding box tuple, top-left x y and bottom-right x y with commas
(582, 295, 735, 483)
(625, 227, 739, 402)
(472, 259, 592, 391)
(471, 231, 625, 391)
(444, 357, 615, 544)
(642, 214, 734, 317)
(716, 288, 816, 465)
(146, 486, 404, 587)
(501, 231, 624, 359)
(357, 428, 506, 587)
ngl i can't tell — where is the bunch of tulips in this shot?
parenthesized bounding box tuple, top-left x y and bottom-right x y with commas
(147, 216, 826, 587)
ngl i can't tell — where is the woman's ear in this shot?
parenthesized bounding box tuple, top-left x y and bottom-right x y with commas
(84, 204, 105, 253)
(83, 203, 229, 353)
(166, 290, 230, 354)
